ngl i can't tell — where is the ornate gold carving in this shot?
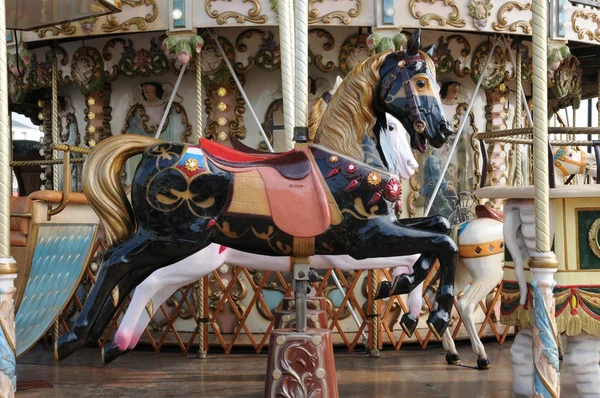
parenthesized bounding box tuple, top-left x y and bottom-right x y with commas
(309, 29, 335, 72)
(572, 10, 600, 42)
(102, 0, 158, 33)
(205, 0, 268, 24)
(111, 286, 119, 306)
(407, 153, 420, 217)
(204, 78, 246, 143)
(409, 0, 466, 28)
(492, 1, 532, 34)
(588, 218, 600, 259)
(308, 0, 362, 24)
(35, 23, 76, 39)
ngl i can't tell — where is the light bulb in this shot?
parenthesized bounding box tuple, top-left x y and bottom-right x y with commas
(172, 8, 183, 20)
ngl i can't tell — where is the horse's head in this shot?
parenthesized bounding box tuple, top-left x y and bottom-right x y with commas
(377, 113, 419, 180)
(553, 146, 587, 179)
(376, 29, 453, 153)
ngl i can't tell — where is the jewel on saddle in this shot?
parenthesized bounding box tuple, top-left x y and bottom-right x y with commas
(176, 147, 207, 178)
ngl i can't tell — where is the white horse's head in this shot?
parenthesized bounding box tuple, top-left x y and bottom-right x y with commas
(552, 146, 588, 184)
(379, 113, 419, 180)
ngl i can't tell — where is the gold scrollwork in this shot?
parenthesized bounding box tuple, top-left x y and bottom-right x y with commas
(309, 29, 335, 72)
(102, 0, 158, 33)
(308, 0, 362, 24)
(588, 218, 600, 259)
(572, 10, 600, 43)
(35, 23, 76, 39)
(409, 0, 466, 28)
(205, 0, 268, 25)
(492, 1, 532, 34)
(407, 151, 421, 218)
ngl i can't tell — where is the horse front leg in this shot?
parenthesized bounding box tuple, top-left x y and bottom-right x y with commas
(348, 218, 458, 338)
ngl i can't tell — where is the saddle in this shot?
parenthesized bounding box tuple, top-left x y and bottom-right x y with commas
(198, 139, 331, 239)
(200, 138, 310, 180)
(475, 204, 504, 222)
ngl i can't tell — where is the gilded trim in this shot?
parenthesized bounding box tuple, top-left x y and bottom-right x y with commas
(308, 0, 362, 24)
(409, 0, 466, 28)
(101, 0, 158, 33)
(205, 0, 268, 25)
(572, 9, 600, 43)
(458, 239, 504, 258)
(34, 23, 76, 39)
(492, 1, 532, 34)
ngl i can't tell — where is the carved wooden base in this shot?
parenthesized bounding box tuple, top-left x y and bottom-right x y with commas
(264, 329, 339, 398)
(273, 309, 328, 329)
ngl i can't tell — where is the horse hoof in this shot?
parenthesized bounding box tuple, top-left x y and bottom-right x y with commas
(55, 331, 84, 362)
(102, 340, 129, 365)
(445, 352, 460, 365)
(426, 309, 450, 340)
(477, 356, 491, 370)
(374, 281, 391, 300)
(400, 313, 418, 338)
(369, 349, 381, 358)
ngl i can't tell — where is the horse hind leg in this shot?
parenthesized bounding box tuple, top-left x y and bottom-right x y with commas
(55, 231, 205, 362)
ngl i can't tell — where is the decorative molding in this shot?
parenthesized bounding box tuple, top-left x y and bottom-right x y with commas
(103, 36, 169, 80)
(72, 47, 105, 94)
(492, 1, 532, 34)
(101, 0, 159, 33)
(470, 41, 506, 90)
(407, 155, 420, 217)
(308, 0, 362, 24)
(84, 84, 113, 147)
(201, 35, 236, 85)
(204, 78, 246, 145)
(34, 23, 76, 39)
(205, 0, 268, 25)
(432, 35, 471, 78)
(408, 0, 466, 28)
(235, 29, 281, 73)
(468, 0, 493, 31)
(572, 9, 600, 43)
(309, 29, 335, 73)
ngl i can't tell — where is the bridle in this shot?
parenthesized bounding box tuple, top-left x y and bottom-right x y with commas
(379, 54, 427, 135)
(553, 147, 586, 176)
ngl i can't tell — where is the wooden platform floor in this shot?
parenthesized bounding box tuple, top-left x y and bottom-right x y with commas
(16, 340, 579, 397)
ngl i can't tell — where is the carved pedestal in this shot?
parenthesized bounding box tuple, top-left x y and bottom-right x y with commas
(264, 329, 339, 398)
(273, 309, 328, 329)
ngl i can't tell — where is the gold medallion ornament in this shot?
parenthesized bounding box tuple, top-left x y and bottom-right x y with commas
(217, 87, 227, 97)
(218, 131, 228, 141)
(367, 171, 382, 186)
(88, 125, 96, 133)
(38, 112, 43, 120)
(87, 98, 96, 106)
(218, 102, 227, 112)
(38, 100, 45, 107)
(88, 139, 96, 147)
(184, 158, 200, 172)
(88, 111, 96, 119)
(329, 155, 339, 163)
(218, 117, 227, 126)
(588, 218, 600, 258)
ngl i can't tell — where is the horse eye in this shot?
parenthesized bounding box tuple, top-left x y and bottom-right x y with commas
(388, 124, 395, 131)
(416, 80, 426, 89)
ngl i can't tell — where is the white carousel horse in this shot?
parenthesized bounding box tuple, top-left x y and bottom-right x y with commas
(496, 145, 600, 397)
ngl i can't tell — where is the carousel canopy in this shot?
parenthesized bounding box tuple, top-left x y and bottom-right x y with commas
(7, 0, 121, 31)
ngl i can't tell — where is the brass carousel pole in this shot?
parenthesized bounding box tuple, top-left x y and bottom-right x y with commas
(51, 49, 59, 191)
(195, 48, 208, 360)
(530, 0, 560, 395)
(0, 0, 18, 395)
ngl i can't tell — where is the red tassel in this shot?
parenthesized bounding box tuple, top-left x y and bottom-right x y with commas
(396, 201, 402, 214)
(344, 178, 360, 191)
(207, 219, 217, 229)
(368, 192, 382, 205)
(219, 245, 227, 254)
(326, 167, 341, 179)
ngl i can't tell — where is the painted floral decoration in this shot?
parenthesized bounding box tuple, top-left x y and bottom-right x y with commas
(468, 0, 493, 31)
(384, 179, 401, 202)
(80, 17, 97, 36)
(547, 45, 570, 72)
(367, 171, 382, 186)
(163, 35, 204, 66)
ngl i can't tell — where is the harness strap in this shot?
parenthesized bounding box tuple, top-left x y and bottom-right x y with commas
(321, 91, 333, 104)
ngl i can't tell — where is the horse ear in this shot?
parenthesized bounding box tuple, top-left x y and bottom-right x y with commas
(423, 44, 435, 58)
(407, 29, 421, 56)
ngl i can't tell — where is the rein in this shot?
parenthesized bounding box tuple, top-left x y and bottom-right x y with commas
(553, 148, 586, 176)
(380, 55, 426, 134)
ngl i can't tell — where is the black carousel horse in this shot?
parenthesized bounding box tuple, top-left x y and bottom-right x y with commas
(55, 29, 457, 361)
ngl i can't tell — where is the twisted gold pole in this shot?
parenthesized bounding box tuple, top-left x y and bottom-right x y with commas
(294, 0, 309, 129)
(0, 0, 18, 395)
(52, 54, 59, 191)
(279, 0, 295, 150)
(370, 270, 380, 357)
(196, 277, 207, 359)
(514, 43, 523, 187)
(529, 0, 560, 396)
(196, 52, 203, 142)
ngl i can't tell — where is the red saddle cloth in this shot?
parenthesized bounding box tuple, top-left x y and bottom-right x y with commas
(475, 204, 504, 222)
(198, 138, 331, 238)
